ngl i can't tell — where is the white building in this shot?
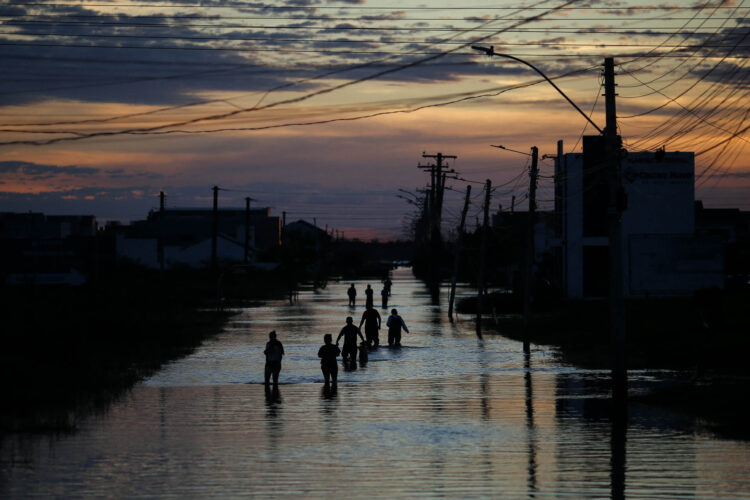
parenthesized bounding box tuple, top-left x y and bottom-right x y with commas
(557, 138, 723, 298)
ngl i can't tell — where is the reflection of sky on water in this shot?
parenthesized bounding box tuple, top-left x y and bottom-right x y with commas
(2, 268, 750, 498)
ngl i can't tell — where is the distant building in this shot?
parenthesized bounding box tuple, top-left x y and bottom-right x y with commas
(555, 137, 724, 298)
(114, 207, 281, 269)
(284, 219, 331, 251)
(0, 212, 98, 285)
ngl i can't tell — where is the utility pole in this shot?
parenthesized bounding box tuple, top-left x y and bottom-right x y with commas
(211, 185, 218, 271)
(604, 57, 627, 403)
(244, 197, 251, 264)
(448, 185, 471, 322)
(523, 146, 539, 352)
(475, 179, 491, 337)
(511, 195, 516, 213)
(282, 211, 287, 245)
(419, 152, 456, 291)
(158, 190, 165, 273)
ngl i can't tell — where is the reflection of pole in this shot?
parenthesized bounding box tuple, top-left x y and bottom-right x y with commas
(475, 179, 491, 337)
(211, 185, 218, 271)
(448, 185, 471, 322)
(523, 146, 539, 352)
(604, 57, 627, 403)
(524, 353, 537, 496)
(611, 409, 627, 500)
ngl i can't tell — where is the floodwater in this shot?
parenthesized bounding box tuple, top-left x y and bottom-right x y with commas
(2, 268, 749, 498)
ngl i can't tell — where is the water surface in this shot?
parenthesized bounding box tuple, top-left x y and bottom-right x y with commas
(2, 268, 749, 498)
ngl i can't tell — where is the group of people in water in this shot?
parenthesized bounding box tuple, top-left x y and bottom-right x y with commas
(347, 278, 391, 309)
(263, 278, 408, 391)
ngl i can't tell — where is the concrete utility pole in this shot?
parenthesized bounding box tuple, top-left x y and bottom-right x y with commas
(604, 57, 627, 403)
(244, 197, 251, 264)
(475, 179, 491, 337)
(523, 146, 539, 352)
(211, 185, 219, 271)
(448, 185, 472, 322)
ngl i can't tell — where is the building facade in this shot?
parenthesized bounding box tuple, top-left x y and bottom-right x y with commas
(556, 138, 724, 298)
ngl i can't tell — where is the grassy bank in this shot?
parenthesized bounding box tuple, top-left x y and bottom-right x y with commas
(0, 266, 252, 432)
(460, 291, 750, 438)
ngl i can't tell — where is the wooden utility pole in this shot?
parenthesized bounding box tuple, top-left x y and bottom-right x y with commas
(420, 152, 457, 291)
(244, 197, 251, 264)
(523, 146, 539, 352)
(604, 57, 627, 403)
(475, 179, 491, 337)
(211, 185, 219, 271)
(448, 185, 471, 322)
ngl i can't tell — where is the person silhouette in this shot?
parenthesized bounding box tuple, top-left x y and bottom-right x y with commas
(386, 309, 409, 347)
(263, 330, 284, 389)
(347, 284, 357, 307)
(336, 316, 365, 363)
(318, 334, 341, 389)
(381, 286, 389, 309)
(359, 304, 381, 348)
(382, 276, 392, 296)
(364, 284, 374, 308)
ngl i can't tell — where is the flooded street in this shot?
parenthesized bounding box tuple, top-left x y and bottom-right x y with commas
(2, 268, 750, 498)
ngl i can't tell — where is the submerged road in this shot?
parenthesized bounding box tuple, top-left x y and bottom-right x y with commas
(2, 268, 750, 498)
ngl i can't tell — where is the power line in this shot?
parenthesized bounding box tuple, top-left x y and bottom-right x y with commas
(8, 31, 749, 50)
(5, 3, 744, 10)
(0, 0, 588, 146)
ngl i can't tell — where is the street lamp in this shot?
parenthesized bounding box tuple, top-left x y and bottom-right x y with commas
(471, 45, 604, 135)
(474, 46, 627, 402)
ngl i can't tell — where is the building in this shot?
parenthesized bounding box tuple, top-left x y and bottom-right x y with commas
(115, 207, 281, 269)
(284, 219, 331, 251)
(0, 212, 98, 285)
(555, 137, 724, 298)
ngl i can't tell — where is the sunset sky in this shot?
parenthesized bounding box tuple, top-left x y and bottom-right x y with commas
(0, 0, 747, 239)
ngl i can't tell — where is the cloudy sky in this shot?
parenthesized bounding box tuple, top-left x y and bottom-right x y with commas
(0, 0, 747, 239)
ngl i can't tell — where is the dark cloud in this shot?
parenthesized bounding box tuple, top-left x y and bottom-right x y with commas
(0, 161, 101, 177)
(0, 161, 163, 180)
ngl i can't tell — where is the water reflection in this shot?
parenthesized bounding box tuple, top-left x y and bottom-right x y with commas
(525, 353, 537, 498)
(611, 403, 627, 500)
(1, 269, 749, 498)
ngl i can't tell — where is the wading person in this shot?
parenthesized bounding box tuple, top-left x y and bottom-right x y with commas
(264, 330, 284, 389)
(347, 284, 357, 307)
(337, 316, 365, 363)
(381, 286, 389, 309)
(386, 309, 409, 347)
(318, 334, 341, 388)
(382, 276, 392, 296)
(358, 304, 381, 348)
(364, 284, 374, 308)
